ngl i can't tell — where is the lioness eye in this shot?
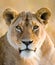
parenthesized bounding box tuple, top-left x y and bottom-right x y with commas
(33, 25, 39, 32)
(16, 26, 22, 33)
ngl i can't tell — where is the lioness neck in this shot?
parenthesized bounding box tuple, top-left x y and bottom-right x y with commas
(41, 33, 54, 57)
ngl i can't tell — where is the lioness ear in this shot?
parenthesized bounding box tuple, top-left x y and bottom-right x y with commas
(35, 8, 51, 25)
(3, 8, 18, 25)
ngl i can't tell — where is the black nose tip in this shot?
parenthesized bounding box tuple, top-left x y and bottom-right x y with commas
(22, 40, 33, 45)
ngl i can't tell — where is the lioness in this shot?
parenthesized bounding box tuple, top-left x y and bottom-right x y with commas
(0, 8, 55, 65)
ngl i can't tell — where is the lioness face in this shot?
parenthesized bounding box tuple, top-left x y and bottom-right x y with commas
(3, 8, 51, 59)
(8, 14, 45, 58)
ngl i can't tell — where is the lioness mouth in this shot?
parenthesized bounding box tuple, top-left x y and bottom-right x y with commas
(19, 48, 36, 53)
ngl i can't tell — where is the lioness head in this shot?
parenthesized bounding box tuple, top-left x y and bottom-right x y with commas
(3, 8, 51, 59)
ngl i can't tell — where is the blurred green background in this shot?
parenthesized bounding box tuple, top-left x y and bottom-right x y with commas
(0, 0, 55, 46)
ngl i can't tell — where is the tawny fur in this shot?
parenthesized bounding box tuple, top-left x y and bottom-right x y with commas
(0, 8, 55, 65)
(0, 34, 55, 65)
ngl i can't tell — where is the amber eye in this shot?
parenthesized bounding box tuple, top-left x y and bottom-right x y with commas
(33, 25, 39, 32)
(15, 26, 23, 33)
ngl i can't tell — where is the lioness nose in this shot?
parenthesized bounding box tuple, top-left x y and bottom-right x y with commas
(22, 40, 33, 45)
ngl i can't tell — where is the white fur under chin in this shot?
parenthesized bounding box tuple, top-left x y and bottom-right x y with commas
(20, 49, 42, 61)
(20, 51, 36, 59)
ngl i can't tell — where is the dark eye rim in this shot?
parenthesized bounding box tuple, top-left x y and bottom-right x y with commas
(33, 25, 39, 29)
(15, 25, 23, 33)
(32, 25, 39, 32)
(16, 25, 21, 29)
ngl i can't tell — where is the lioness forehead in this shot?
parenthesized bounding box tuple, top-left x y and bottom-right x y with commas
(12, 12, 40, 26)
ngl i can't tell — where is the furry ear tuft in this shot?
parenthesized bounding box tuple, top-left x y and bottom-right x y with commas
(35, 8, 51, 25)
(3, 8, 18, 25)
